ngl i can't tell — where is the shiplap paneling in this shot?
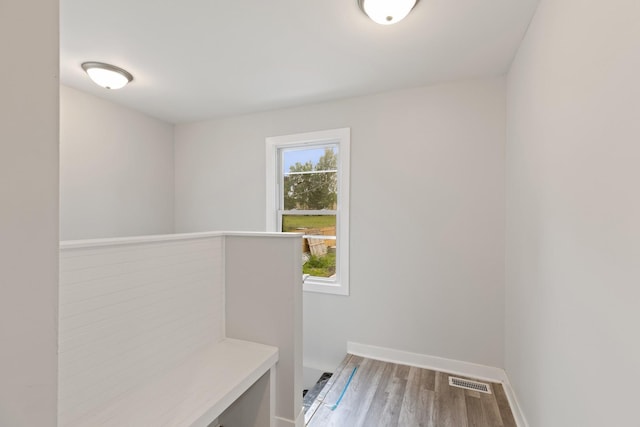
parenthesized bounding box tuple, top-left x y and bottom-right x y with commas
(58, 236, 224, 426)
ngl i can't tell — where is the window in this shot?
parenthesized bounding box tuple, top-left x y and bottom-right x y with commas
(266, 128, 350, 295)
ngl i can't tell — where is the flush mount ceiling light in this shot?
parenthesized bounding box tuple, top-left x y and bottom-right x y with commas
(81, 62, 133, 90)
(358, 0, 419, 25)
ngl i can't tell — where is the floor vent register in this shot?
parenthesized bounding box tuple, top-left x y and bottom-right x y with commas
(448, 376, 492, 394)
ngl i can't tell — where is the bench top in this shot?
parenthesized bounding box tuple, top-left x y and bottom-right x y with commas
(63, 339, 278, 427)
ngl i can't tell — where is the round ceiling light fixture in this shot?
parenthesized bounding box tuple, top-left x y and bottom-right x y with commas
(358, 0, 419, 25)
(81, 62, 133, 90)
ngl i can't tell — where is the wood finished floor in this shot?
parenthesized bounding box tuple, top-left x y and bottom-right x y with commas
(305, 354, 517, 427)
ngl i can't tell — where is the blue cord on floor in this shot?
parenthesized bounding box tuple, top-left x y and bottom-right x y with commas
(330, 366, 358, 411)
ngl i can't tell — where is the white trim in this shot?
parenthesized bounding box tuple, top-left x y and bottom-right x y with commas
(296, 407, 305, 427)
(224, 231, 302, 238)
(285, 169, 337, 176)
(221, 236, 227, 344)
(60, 230, 301, 250)
(347, 342, 506, 383)
(266, 137, 279, 232)
(280, 209, 337, 216)
(302, 235, 336, 240)
(274, 408, 304, 427)
(336, 129, 350, 296)
(346, 342, 529, 427)
(501, 374, 530, 427)
(303, 280, 349, 296)
(270, 367, 277, 427)
(265, 128, 350, 296)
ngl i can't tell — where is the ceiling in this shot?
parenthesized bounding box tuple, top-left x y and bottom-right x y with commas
(60, 0, 539, 124)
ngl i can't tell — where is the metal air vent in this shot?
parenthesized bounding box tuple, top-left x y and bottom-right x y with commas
(448, 376, 492, 394)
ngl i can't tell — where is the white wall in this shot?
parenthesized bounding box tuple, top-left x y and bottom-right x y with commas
(0, 0, 59, 425)
(175, 79, 506, 371)
(60, 85, 174, 240)
(506, 0, 640, 425)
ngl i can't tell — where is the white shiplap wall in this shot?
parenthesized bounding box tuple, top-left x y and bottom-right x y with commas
(58, 236, 224, 426)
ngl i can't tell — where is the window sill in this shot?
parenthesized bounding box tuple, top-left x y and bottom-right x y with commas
(303, 277, 349, 296)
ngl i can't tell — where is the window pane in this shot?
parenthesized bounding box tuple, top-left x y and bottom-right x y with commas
(282, 146, 338, 210)
(282, 214, 337, 279)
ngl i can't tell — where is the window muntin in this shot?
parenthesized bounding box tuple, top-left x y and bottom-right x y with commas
(281, 213, 337, 279)
(281, 145, 338, 211)
(279, 145, 339, 285)
(266, 128, 350, 295)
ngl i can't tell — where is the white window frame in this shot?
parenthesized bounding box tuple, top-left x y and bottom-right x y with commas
(266, 128, 350, 296)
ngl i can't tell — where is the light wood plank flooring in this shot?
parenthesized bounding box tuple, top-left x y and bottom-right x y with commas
(305, 354, 517, 427)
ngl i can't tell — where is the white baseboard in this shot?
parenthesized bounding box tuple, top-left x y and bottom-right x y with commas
(501, 374, 530, 427)
(346, 342, 528, 427)
(347, 342, 506, 383)
(274, 408, 304, 427)
(274, 416, 293, 427)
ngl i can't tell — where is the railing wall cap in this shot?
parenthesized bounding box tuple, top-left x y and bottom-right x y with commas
(60, 230, 303, 250)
